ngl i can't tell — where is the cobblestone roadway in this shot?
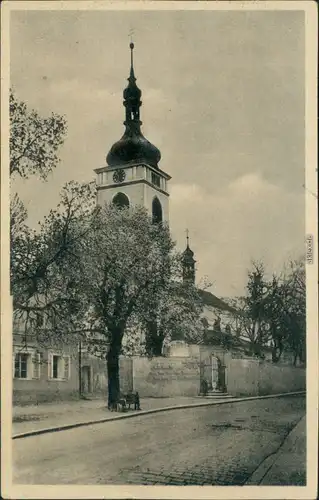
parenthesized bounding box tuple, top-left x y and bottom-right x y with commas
(13, 395, 305, 485)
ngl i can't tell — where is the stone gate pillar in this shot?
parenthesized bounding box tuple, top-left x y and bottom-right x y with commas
(167, 340, 190, 357)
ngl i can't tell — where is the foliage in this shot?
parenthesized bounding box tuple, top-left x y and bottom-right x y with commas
(136, 259, 205, 356)
(11, 181, 97, 347)
(62, 204, 175, 407)
(226, 262, 269, 356)
(226, 258, 306, 364)
(263, 259, 306, 364)
(11, 176, 204, 405)
(10, 89, 67, 180)
(9, 90, 205, 406)
(10, 89, 71, 343)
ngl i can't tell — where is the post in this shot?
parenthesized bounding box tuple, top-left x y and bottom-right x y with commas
(79, 339, 82, 399)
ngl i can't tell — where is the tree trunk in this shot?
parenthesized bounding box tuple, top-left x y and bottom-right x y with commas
(251, 341, 261, 357)
(151, 334, 164, 356)
(106, 328, 123, 410)
(145, 320, 164, 357)
(277, 344, 283, 362)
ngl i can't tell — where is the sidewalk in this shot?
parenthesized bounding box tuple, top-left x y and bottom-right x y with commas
(246, 415, 306, 485)
(12, 396, 227, 436)
(12, 392, 305, 439)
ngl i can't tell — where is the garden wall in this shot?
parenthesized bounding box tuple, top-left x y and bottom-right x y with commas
(226, 357, 306, 397)
(133, 356, 200, 397)
(257, 362, 306, 395)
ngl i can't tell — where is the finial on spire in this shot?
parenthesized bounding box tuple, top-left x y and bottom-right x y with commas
(186, 228, 189, 247)
(182, 228, 195, 285)
(128, 30, 135, 78)
(130, 41, 134, 71)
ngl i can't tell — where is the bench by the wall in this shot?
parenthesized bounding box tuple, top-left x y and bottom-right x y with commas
(116, 391, 141, 412)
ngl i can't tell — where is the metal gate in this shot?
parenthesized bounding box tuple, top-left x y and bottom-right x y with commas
(200, 355, 227, 393)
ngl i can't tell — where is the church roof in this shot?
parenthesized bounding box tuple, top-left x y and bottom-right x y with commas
(107, 132, 161, 169)
(198, 289, 236, 313)
(106, 42, 161, 169)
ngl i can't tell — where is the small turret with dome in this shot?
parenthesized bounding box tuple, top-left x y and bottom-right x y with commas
(106, 42, 161, 169)
(182, 230, 196, 285)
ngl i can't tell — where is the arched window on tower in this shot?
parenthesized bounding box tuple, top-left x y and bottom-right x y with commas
(152, 197, 163, 224)
(112, 192, 129, 209)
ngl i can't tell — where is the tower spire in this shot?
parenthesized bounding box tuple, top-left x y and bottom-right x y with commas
(105, 41, 161, 169)
(186, 228, 190, 247)
(182, 229, 196, 285)
(123, 41, 142, 127)
(129, 41, 135, 80)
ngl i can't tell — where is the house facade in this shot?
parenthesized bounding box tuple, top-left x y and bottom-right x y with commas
(13, 330, 109, 405)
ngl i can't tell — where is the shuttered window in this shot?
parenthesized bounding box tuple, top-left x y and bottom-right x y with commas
(13, 350, 41, 380)
(52, 355, 59, 379)
(32, 353, 41, 379)
(14, 353, 28, 378)
(63, 356, 71, 380)
(48, 352, 71, 380)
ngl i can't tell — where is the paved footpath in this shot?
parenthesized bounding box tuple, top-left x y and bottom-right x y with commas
(13, 395, 306, 485)
(246, 414, 306, 485)
(13, 396, 233, 435)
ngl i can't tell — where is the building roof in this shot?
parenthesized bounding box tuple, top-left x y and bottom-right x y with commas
(198, 289, 236, 313)
(106, 42, 161, 169)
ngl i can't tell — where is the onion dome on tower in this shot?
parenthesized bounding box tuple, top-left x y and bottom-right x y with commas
(106, 43, 161, 169)
(182, 230, 196, 285)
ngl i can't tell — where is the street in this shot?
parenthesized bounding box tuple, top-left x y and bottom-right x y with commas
(13, 395, 306, 485)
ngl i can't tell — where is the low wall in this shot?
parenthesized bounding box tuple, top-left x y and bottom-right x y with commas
(119, 357, 133, 393)
(226, 357, 306, 397)
(133, 356, 200, 397)
(226, 358, 260, 396)
(258, 362, 306, 395)
(13, 346, 306, 405)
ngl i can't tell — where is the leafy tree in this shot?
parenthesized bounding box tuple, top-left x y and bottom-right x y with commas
(245, 261, 270, 354)
(225, 265, 269, 357)
(263, 275, 286, 362)
(11, 181, 97, 346)
(138, 262, 204, 356)
(10, 89, 69, 331)
(64, 204, 175, 409)
(10, 89, 67, 180)
(264, 259, 306, 364)
(227, 258, 306, 364)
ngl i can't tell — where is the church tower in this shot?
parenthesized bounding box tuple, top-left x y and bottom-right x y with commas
(95, 43, 171, 223)
(182, 230, 196, 285)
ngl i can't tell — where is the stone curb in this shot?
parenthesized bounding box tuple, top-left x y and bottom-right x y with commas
(12, 390, 305, 440)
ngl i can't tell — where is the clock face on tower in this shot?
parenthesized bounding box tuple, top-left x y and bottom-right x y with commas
(113, 169, 126, 184)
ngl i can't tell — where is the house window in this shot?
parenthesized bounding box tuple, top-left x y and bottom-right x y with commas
(13, 349, 41, 380)
(52, 355, 60, 379)
(14, 353, 29, 379)
(49, 353, 71, 381)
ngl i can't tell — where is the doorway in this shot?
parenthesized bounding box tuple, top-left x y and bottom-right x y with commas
(211, 356, 219, 391)
(81, 365, 92, 394)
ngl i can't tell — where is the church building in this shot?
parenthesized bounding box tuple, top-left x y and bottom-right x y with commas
(12, 43, 304, 406)
(93, 41, 242, 354)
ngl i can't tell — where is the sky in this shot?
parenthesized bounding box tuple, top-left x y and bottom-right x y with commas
(10, 7, 305, 298)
